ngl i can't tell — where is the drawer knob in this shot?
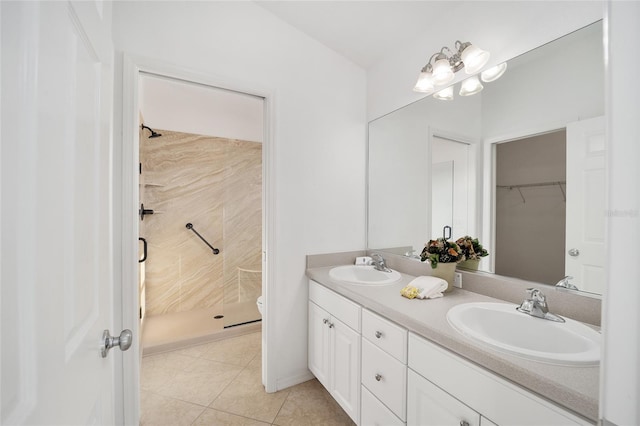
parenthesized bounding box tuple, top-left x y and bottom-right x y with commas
(460, 421, 470, 426)
(375, 374, 382, 382)
(323, 318, 329, 324)
(375, 331, 383, 338)
(328, 322, 334, 328)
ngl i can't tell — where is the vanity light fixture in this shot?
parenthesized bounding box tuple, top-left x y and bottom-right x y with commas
(413, 40, 490, 93)
(481, 62, 508, 82)
(459, 75, 484, 96)
(433, 86, 454, 101)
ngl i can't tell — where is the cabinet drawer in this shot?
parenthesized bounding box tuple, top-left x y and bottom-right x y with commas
(361, 338, 407, 421)
(362, 309, 407, 363)
(361, 386, 405, 426)
(408, 333, 592, 425)
(309, 280, 361, 331)
(407, 369, 480, 426)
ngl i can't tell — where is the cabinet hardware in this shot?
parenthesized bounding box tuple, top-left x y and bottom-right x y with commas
(375, 331, 382, 338)
(375, 374, 382, 381)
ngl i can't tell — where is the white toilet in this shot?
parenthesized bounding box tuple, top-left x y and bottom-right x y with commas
(256, 296, 264, 316)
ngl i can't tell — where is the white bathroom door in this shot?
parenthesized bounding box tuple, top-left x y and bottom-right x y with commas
(1, 1, 123, 424)
(565, 116, 606, 294)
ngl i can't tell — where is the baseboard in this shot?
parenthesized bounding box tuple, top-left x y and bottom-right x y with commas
(275, 369, 315, 391)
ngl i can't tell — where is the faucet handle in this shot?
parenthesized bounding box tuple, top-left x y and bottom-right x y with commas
(526, 288, 546, 302)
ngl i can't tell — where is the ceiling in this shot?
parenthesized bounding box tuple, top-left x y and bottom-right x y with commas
(256, 1, 460, 69)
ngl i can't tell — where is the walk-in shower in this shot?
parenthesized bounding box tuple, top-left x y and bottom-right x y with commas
(137, 73, 264, 353)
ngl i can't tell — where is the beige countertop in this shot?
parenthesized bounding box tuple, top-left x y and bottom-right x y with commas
(306, 265, 599, 423)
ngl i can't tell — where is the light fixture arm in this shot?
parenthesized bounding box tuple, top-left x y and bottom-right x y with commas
(413, 39, 493, 94)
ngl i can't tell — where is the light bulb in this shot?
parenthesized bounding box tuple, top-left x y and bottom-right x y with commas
(459, 75, 483, 96)
(481, 62, 507, 82)
(461, 44, 490, 74)
(413, 71, 435, 93)
(432, 57, 455, 86)
(433, 85, 454, 101)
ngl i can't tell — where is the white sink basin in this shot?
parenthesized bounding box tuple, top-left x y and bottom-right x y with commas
(447, 302, 601, 366)
(329, 265, 401, 286)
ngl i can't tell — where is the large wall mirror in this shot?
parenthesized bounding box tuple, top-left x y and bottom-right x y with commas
(368, 21, 604, 295)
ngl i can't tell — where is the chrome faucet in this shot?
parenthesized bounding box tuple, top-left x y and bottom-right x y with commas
(370, 253, 392, 273)
(517, 288, 565, 323)
(555, 275, 578, 290)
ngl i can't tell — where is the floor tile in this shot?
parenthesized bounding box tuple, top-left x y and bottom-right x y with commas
(192, 408, 271, 425)
(140, 330, 353, 426)
(209, 366, 289, 423)
(139, 390, 206, 426)
(156, 359, 244, 406)
(273, 379, 355, 426)
(200, 333, 262, 367)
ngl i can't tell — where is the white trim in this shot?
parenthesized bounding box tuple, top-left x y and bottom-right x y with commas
(117, 54, 278, 425)
(276, 370, 315, 391)
(483, 124, 566, 146)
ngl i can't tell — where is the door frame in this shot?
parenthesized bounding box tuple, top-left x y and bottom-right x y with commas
(116, 53, 277, 424)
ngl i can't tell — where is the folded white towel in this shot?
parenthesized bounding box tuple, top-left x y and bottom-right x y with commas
(408, 276, 448, 299)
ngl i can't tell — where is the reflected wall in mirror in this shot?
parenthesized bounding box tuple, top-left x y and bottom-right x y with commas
(495, 130, 567, 285)
(368, 96, 480, 257)
(367, 20, 604, 295)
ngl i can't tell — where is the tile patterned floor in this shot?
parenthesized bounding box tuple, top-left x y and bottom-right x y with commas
(141, 332, 355, 425)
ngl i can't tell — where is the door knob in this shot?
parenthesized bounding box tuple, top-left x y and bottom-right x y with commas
(101, 329, 133, 358)
(568, 248, 580, 257)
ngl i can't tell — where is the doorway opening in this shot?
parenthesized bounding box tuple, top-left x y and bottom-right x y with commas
(137, 73, 265, 353)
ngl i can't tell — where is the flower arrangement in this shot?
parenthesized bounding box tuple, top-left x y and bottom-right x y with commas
(455, 236, 489, 261)
(420, 238, 463, 268)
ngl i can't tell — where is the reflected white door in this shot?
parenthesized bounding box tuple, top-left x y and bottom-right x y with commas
(1, 1, 120, 424)
(565, 116, 606, 293)
(431, 136, 471, 238)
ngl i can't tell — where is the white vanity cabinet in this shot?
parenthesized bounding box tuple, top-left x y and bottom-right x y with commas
(360, 309, 408, 425)
(407, 333, 593, 426)
(308, 281, 361, 424)
(307, 278, 595, 426)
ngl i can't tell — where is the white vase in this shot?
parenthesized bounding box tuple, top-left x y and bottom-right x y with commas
(457, 259, 480, 271)
(431, 262, 457, 292)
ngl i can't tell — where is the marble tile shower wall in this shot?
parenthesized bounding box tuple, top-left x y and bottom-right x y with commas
(141, 129, 262, 316)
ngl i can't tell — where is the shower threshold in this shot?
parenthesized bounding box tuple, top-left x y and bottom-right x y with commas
(142, 302, 261, 355)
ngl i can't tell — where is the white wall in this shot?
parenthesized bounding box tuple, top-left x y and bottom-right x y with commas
(139, 73, 264, 143)
(367, 1, 603, 121)
(112, 1, 367, 389)
(481, 21, 604, 141)
(368, 93, 481, 253)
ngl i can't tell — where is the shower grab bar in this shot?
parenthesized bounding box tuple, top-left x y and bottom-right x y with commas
(185, 223, 220, 255)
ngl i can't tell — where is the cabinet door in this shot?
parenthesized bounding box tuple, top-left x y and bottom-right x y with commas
(331, 316, 361, 424)
(308, 301, 331, 388)
(408, 369, 480, 426)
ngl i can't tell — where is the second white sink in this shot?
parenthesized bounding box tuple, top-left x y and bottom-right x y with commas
(447, 302, 601, 366)
(329, 265, 401, 286)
